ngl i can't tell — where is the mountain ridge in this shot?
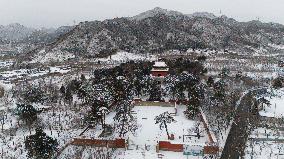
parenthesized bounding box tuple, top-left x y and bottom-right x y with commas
(15, 7, 284, 63)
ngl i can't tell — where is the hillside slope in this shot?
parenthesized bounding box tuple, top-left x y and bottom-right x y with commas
(31, 8, 284, 62)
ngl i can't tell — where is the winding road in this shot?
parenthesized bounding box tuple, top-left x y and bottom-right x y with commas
(220, 88, 267, 159)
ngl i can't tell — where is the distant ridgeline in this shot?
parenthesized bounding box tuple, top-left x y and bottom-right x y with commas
(2, 8, 284, 61)
(38, 7, 284, 60)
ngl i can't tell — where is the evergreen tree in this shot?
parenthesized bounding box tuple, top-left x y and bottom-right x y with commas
(213, 80, 227, 102)
(164, 75, 179, 100)
(25, 127, 58, 159)
(148, 80, 162, 101)
(185, 85, 203, 119)
(113, 101, 137, 137)
(185, 103, 199, 119)
(272, 77, 283, 89)
(80, 74, 86, 81)
(112, 76, 132, 103)
(175, 82, 186, 101)
(155, 112, 175, 139)
(85, 100, 108, 126)
(59, 85, 65, 95)
(197, 55, 207, 62)
(23, 86, 45, 103)
(207, 76, 214, 87)
(64, 87, 73, 104)
(15, 104, 37, 130)
(132, 77, 143, 97)
(219, 68, 230, 78)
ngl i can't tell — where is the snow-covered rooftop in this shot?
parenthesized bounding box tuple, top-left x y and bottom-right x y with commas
(151, 68, 169, 72)
(153, 61, 168, 68)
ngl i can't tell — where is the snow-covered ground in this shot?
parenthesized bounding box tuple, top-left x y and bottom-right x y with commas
(113, 149, 188, 159)
(0, 73, 86, 159)
(58, 104, 211, 159)
(32, 50, 158, 64)
(0, 101, 87, 159)
(244, 127, 284, 159)
(259, 88, 284, 118)
(245, 140, 284, 159)
(94, 52, 157, 64)
(0, 61, 14, 68)
(268, 43, 284, 50)
(112, 105, 211, 159)
(128, 105, 209, 146)
(30, 49, 75, 63)
(0, 66, 71, 83)
(245, 88, 284, 159)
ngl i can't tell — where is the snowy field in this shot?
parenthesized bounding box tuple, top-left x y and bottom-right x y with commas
(128, 105, 209, 146)
(0, 66, 71, 83)
(30, 49, 75, 63)
(113, 149, 189, 159)
(114, 105, 210, 159)
(245, 141, 284, 159)
(259, 88, 284, 118)
(244, 127, 284, 159)
(57, 104, 211, 159)
(245, 88, 284, 159)
(94, 52, 157, 64)
(0, 61, 14, 68)
(31, 50, 158, 64)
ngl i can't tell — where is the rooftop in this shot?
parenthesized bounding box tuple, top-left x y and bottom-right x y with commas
(153, 61, 168, 67)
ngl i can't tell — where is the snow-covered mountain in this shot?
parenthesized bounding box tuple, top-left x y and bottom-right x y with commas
(0, 23, 74, 45)
(21, 7, 284, 63)
(22, 25, 74, 45)
(0, 24, 74, 56)
(0, 23, 35, 43)
(187, 12, 217, 19)
(129, 7, 184, 21)
(130, 8, 217, 20)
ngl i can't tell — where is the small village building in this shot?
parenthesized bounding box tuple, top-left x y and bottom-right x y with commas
(151, 61, 169, 77)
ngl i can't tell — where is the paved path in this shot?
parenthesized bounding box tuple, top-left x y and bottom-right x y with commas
(221, 88, 267, 159)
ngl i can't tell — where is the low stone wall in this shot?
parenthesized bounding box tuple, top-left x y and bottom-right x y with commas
(199, 109, 217, 143)
(72, 138, 126, 148)
(199, 109, 219, 155)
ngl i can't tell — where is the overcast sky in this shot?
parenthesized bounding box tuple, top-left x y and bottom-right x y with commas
(0, 0, 283, 28)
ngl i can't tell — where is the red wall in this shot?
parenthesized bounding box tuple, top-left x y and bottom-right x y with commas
(204, 146, 219, 154)
(199, 113, 214, 143)
(158, 141, 183, 152)
(151, 71, 168, 77)
(158, 141, 219, 154)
